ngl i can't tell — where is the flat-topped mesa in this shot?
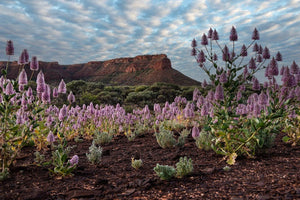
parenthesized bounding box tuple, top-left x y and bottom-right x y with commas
(0, 54, 200, 86)
(102, 54, 171, 71)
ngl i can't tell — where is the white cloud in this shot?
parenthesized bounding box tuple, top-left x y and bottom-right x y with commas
(0, 0, 299, 83)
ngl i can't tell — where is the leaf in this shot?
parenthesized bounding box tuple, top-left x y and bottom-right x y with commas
(282, 136, 290, 143)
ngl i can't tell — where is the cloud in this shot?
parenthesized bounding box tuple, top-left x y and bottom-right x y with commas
(0, 0, 299, 83)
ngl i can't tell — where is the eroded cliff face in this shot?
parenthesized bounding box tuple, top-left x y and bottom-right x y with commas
(0, 54, 199, 85)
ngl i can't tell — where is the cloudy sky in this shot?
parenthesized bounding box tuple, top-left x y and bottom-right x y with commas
(0, 0, 299, 82)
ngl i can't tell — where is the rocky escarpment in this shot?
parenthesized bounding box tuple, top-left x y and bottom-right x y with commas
(0, 54, 200, 86)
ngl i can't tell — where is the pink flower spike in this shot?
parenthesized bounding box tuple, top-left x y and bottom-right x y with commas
(248, 57, 256, 70)
(30, 56, 39, 71)
(191, 38, 197, 48)
(230, 26, 238, 41)
(207, 28, 213, 39)
(53, 87, 58, 98)
(18, 69, 28, 85)
(6, 40, 14, 55)
(197, 50, 206, 63)
(201, 33, 208, 45)
(240, 44, 247, 57)
(69, 155, 79, 166)
(47, 131, 55, 143)
(212, 29, 219, 40)
(215, 84, 224, 101)
(252, 28, 260, 40)
(192, 126, 200, 139)
(58, 79, 67, 94)
(276, 51, 282, 61)
(262, 46, 270, 59)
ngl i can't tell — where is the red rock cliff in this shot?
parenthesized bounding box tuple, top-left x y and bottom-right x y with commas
(0, 54, 199, 86)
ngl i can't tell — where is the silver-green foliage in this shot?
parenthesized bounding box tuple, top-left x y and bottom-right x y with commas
(155, 125, 177, 148)
(131, 158, 143, 170)
(177, 129, 190, 147)
(176, 156, 193, 178)
(153, 164, 176, 180)
(94, 131, 113, 145)
(86, 141, 102, 165)
(195, 130, 214, 151)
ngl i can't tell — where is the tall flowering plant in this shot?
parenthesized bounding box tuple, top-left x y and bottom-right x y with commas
(191, 26, 298, 164)
(0, 48, 44, 180)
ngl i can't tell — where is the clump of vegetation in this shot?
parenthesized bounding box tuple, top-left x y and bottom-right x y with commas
(176, 156, 193, 178)
(94, 131, 113, 145)
(155, 125, 177, 148)
(86, 141, 103, 165)
(131, 157, 143, 170)
(153, 164, 176, 180)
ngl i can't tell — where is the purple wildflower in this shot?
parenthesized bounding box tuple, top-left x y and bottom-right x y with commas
(36, 71, 45, 93)
(192, 126, 200, 139)
(212, 29, 219, 40)
(42, 84, 51, 103)
(252, 28, 259, 40)
(283, 74, 296, 88)
(230, 26, 238, 41)
(207, 28, 213, 38)
(58, 79, 67, 94)
(26, 87, 33, 97)
(262, 47, 270, 59)
(68, 91, 75, 103)
(53, 87, 58, 98)
(47, 131, 55, 143)
(248, 57, 256, 70)
(201, 103, 209, 116)
(197, 50, 206, 63)
(30, 56, 39, 71)
(268, 57, 279, 76)
(69, 155, 79, 166)
(276, 51, 282, 61)
(222, 45, 230, 61)
(256, 54, 263, 63)
(290, 61, 299, 74)
(5, 82, 15, 95)
(253, 103, 261, 117)
(253, 43, 259, 52)
(258, 92, 268, 105)
(201, 33, 208, 45)
(215, 84, 224, 101)
(6, 40, 14, 55)
(193, 88, 200, 101)
(219, 71, 227, 83)
(153, 103, 161, 113)
(58, 104, 67, 121)
(18, 69, 28, 85)
(252, 77, 260, 91)
(191, 38, 197, 47)
(240, 44, 247, 56)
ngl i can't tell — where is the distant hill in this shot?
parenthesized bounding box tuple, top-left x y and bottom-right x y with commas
(0, 54, 200, 86)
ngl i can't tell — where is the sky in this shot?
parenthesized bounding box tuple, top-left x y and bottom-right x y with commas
(0, 0, 299, 82)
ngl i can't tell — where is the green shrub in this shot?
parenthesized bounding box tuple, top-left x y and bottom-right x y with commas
(86, 142, 102, 165)
(94, 131, 113, 145)
(153, 164, 176, 180)
(155, 125, 177, 148)
(176, 156, 193, 178)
